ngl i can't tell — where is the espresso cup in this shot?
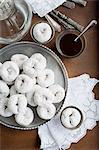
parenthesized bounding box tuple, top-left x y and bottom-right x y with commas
(56, 29, 86, 58)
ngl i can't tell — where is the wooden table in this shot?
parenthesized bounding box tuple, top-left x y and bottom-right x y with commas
(0, 0, 99, 149)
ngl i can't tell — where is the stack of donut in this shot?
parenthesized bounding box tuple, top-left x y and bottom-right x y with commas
(0, 53, 65, 127)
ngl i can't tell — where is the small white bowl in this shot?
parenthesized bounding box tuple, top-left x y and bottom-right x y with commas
(60, 106, 83, 130)
(30, 21, 55, 44)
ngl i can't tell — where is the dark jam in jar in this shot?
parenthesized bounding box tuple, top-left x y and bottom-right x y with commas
(60, 34, 82, 56)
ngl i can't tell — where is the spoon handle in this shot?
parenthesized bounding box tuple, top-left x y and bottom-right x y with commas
(45, 14, 61, 32)
(74, 20, 97, 42)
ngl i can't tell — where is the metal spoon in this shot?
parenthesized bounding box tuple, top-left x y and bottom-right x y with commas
(74, 20, 97, 42)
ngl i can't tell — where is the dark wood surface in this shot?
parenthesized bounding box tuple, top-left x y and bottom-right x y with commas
(0, 0, 99, 150)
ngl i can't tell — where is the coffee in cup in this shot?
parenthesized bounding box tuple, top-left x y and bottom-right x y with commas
(56, 30, 86, 58)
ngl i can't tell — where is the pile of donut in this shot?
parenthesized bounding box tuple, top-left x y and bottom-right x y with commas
(0, 53, 65, 127)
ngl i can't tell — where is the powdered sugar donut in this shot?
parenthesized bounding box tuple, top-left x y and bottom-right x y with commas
(15, 107, 34, 126)
(37, 69, 54, 87)
(10, 85, 18, 96)
(15, 74, 36, 93)
(23, 53, 46, 78)
(0, 97, 13, 117)
(49, 84, 65, 103)
(11, 54, 28, 69)
(61, 107, 82, 129)
(33, 22, 52, 43)
(0, 80, 9, 98)
(30, 53, 46, 70)
(26, 85, 41, 107)
(34, 88, 54, 106)
(23, 58, 38, 78)
(0, 61, 19, 82)
(37, 103, 56, 120)
(8, 94, 27, 114)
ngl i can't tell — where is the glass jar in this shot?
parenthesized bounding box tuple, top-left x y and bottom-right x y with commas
(0, 0, 32, 44)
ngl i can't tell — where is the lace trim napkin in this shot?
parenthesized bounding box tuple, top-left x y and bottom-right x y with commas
(26, 0, 66, 17)
(38, 74, 99, 150)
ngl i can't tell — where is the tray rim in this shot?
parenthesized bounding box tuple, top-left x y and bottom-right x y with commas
(0, 41, 68, 130)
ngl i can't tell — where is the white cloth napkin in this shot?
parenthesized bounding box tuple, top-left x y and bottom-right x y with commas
(38, 74, 99, 150)
(26, 0, 66, 17)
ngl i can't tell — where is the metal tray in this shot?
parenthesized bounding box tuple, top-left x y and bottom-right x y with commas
(0, 42, 68, 130)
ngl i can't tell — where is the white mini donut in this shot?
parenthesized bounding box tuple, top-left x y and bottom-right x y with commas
(11, 54, 28, 69)
(10, 85, 18, 96)
(61, 107, 82, 129)
(37, 103, 56, 120)
(0, 97, 13, 117)
(49, 84, 65, 103)
(34, 88, 54, 106)
(0, 80, 9, 98)
(23, 58, 38, 78)
(0, 61, 19, 82)
(15, 107, 34, 126)
(8, 94, 27, 114)
(26, 85, 41, 107)
(30, 53, 46, 70)
(33, 22, 52, 43)
(37, 69, 54, 87)
(23, 53, 46, 78)
(15, 74, 36, 93)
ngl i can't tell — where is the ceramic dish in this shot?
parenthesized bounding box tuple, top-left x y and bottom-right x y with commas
(56, 29, 86, 58)
(60, 106, 83, 130)
(30, 21, 55, 44)
(0, 42, 68, 130)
